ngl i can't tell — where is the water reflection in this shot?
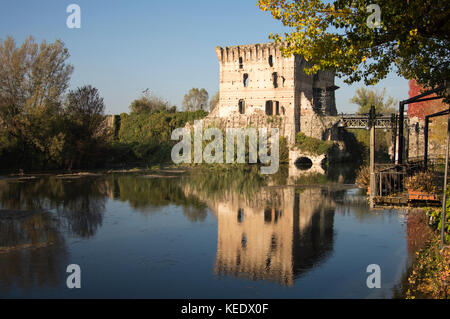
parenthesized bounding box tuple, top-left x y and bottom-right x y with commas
(0, 177, 108, 238)
(211, 188, 335, 286)
(0, 166, 405, 297)
(0, 177, 108, 294)
(0, 210, 67, 294)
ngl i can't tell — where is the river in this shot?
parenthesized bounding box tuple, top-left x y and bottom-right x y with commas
(0, 166, 411, 298)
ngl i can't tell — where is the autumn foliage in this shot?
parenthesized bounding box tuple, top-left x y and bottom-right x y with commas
(408, 80, 447, 119)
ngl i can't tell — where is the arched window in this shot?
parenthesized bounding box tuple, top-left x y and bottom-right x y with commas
(268, 55, 274, 67)
(264, 208, 272, 223)
(239, 57, 243, 69)
(243, 73, 249, 87)
(313, 88, 324, 113)
(272, 72, 278, 88)
(237, 208, 244, 223)
(265, 101, 273, 115)
(241, 234, 247, 248)
(265, 100, 280, 115)
(238, 99, 245, 114)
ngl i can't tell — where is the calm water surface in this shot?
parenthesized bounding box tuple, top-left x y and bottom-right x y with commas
(0, 168, 410, 298)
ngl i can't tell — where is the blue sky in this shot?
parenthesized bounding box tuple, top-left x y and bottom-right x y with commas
(0, 0, 409, 114)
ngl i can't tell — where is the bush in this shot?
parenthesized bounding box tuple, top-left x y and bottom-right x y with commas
(116, 110, 208, 165)
(426, 187, 450, 243)
(279, 137, 289, 164)
(295, 132, 334, 156)
(406, 170, 437, 193)
(355, 165, 370, 187)
(406, 237, 450, 299)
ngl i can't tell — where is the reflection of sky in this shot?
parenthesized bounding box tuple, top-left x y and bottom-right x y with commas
(0, 0, 408, 115)
(2, 190, 408, 298)
(0, 170, 409, 299)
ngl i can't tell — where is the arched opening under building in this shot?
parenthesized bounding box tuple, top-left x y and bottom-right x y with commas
(294, 157, 313, 170)
(320, 157, 327, 169)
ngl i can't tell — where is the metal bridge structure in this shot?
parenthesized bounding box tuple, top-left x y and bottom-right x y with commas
(337, 113, 398, 130)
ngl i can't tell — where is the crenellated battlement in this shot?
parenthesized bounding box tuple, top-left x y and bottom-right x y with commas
(216, 43, 285, 64)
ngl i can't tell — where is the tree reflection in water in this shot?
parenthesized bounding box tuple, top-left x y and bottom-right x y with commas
(0, 210, 66, 294)
(0, 177, 108, 239)
(0, 165, 373, 294)
(0, 176, 108, 294)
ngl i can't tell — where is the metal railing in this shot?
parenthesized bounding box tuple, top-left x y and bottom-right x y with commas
(373, 165, 406, 197)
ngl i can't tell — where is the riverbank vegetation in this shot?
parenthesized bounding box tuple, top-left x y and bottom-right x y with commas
(390, 192, 450, 299)
(355, 165, 370, 188)
(405, 215, 450, 300)
(406, 170, 438, 193)
(406, 237, 450, 299)
(295, 132, 334, 156)
(114, 109, 208, 166)
(426, 189, 450, 243)
(0, 36, 212, 171)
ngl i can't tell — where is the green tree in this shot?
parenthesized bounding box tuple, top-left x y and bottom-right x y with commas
(129, 91, 172, 114)
(258, 0, 449, 95)
(349, 88, 396, 162)
(351, 88, 396, 114)
(0, 36, 73, 123)
(182, 88, 209, 111)
(63, 85, 108, 169)
(0, 36, 73, 168)
(65, 85, 106, 137)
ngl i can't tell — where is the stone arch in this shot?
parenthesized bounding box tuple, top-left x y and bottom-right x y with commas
(294, 157, 313, 170)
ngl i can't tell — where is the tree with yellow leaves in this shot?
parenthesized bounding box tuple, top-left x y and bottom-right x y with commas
(258, 0, 449, 98)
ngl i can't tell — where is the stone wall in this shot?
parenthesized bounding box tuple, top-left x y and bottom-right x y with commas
(408, 116, 446, 159)
(213, 43, 338, 145)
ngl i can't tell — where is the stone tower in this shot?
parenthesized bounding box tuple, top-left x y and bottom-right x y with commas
(210, 43, 339, 144)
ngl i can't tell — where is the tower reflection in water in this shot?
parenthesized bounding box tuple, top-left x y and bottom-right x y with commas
(212, 187, 335, 286)
(0, 172, 347, 294)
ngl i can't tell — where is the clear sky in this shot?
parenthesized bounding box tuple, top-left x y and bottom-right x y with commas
(0, 0, 409, 115)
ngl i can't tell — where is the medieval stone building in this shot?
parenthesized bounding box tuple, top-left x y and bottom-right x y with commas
(208, 42, 339, 144)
